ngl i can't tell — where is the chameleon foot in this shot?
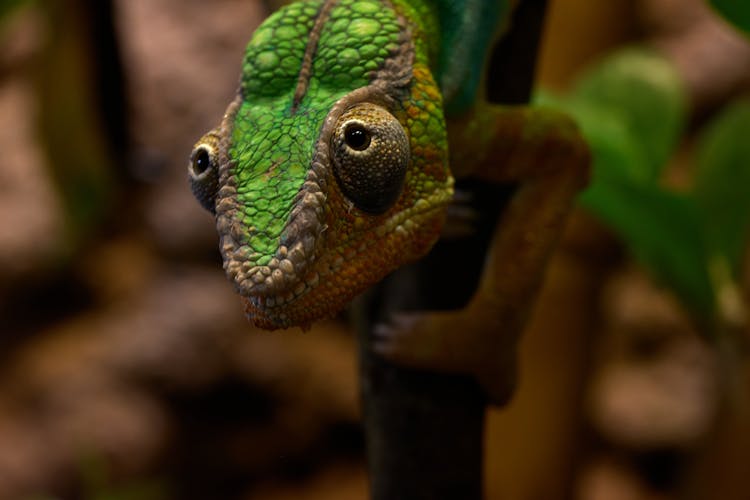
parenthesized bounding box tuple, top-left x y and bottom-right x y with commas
(373, 310, 518, 405)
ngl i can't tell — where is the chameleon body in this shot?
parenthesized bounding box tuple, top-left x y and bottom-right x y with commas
(190, 0, 589, 402)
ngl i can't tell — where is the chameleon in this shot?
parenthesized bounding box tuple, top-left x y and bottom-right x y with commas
(189, 0, 589, 403)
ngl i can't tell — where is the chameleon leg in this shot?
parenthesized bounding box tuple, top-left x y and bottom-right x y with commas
(373, 105, 590, 405)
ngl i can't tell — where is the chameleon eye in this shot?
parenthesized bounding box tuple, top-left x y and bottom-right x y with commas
(332, 104, 410, 214)
(344, 124, 371, 151)
(193, 148, 211, 174)
(188, 139, 219, 214)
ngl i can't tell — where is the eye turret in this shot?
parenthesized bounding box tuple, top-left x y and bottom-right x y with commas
(188, 133, 220, 214)
(331, 104, 410, 214)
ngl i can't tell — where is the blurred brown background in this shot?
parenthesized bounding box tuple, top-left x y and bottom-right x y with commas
(0, 0, 748, 499)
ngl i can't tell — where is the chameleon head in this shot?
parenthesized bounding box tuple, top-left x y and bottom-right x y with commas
(188, 0, 453, 329)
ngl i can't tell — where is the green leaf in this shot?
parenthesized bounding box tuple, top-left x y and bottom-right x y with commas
(571, 48, 687, 182)
(711, 0, 750, 34)
(694, 98, 750, 276)
(580, 168, 715, 322)
(535, 92, 647, 191)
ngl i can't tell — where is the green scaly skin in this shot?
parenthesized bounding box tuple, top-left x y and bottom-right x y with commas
(190, 0, 590, 403)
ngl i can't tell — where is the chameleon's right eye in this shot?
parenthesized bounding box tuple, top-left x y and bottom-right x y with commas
(331, 103, 410, 214)
(188, 140, 219, 214)
(193, 148, 211, 175)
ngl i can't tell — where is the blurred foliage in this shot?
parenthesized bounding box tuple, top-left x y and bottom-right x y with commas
(78, 453, 167, 500)
(31, 452, 168, 500)
(711, 0, 750, 34)
(540, 48, 750, 332)
(36, 0, 118, 247)
(694, 99, 750, 278)
(572, 49, 686, 181)
(1, 0, 118, 252)
(0, 0, 31, 25)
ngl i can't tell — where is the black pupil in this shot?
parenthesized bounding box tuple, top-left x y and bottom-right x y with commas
(194, 148, 210, 174)
(344, 124, 370, 151)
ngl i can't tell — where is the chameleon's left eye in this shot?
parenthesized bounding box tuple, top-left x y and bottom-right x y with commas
(331, 104, 410, 214)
